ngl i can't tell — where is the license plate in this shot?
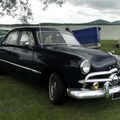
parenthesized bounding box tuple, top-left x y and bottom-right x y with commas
(112, 92, 120, 100)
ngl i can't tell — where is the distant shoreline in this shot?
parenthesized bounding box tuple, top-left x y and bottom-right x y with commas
(0, 23, 120, 27)
(1, 19, 120, 26)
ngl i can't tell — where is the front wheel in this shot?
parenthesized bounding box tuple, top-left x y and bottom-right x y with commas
(49, 72, 66, 105)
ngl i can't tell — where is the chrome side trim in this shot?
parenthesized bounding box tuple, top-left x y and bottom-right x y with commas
(0, 59, 41, 74)
(85, 68, 117, 80)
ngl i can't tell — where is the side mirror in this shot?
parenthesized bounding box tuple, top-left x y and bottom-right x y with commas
(23, 41, 34, 49)
(24, 41, 29, 46)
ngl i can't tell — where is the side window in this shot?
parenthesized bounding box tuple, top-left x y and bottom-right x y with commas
(3, 31, 19, 45)
(20, 31, 35, 46)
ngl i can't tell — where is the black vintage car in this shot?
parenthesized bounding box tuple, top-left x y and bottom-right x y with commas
(0, 27, 120, 104)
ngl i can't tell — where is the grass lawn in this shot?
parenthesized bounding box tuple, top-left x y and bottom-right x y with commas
(101, 40, 120, 55)
(0, 40, 120, 120)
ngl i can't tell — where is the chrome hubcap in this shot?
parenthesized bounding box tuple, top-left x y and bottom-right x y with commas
(49, 74, 56, 101)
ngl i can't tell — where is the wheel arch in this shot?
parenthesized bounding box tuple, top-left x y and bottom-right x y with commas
(41, 67, 67, 87)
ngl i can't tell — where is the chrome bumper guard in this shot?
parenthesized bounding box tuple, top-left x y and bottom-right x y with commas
(67, 85, 120, 99)
(67, 68, 120, 99)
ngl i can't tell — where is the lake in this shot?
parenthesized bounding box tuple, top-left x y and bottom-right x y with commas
(54, 25, 120, 40)
(0, 25, 120, 40)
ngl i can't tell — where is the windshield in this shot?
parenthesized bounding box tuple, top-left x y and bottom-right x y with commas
(37, 31, 81, 46)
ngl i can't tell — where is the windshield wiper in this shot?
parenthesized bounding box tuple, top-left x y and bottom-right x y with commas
(43, 44, 81, 47)
(70, 45, 81, 47)
(43, 43, 67, 46)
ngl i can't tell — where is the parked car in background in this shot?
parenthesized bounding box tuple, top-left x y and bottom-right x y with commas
(0, 27, 120, 105)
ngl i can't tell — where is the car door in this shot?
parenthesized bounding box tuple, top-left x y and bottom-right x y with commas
(9, 30, 36, 75)
(0, 31, 20, 71)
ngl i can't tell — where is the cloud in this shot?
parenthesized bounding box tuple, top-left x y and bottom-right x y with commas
(0, 0, 120, 24)
(67, 0, 120, 10)
(66, 0, 120, 21)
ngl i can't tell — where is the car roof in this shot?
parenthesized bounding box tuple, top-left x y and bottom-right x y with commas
(11, 26, 60, 32)
(7, 26, 72, 36)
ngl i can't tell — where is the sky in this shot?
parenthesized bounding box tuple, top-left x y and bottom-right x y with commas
(0, 0, 120, 24)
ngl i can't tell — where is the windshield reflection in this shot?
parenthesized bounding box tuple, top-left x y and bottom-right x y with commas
(37, 31, 81, 46)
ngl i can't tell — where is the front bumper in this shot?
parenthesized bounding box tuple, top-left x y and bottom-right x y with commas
(67, 85, 120, 99)
(67, 68, 120, 99)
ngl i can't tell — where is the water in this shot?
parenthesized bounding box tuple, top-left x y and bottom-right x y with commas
(1, 25, 120, 40)
(54, 25, 120, 40)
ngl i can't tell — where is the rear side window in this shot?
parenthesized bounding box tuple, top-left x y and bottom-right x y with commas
(3, 31, 19, 45)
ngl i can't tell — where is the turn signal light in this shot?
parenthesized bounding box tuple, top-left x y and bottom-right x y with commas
(93, 82, 99, 90)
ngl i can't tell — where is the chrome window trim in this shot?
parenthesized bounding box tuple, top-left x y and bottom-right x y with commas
(0, 59, 41, 74)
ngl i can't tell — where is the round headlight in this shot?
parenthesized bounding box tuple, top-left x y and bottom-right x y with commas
(80, 60, 90, 74)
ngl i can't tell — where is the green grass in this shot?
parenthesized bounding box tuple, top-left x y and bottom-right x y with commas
(101, 40, 120, 55)
(0, 40, 120, 120)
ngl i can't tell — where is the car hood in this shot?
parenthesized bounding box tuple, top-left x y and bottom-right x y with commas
(45, 45, 117, 71)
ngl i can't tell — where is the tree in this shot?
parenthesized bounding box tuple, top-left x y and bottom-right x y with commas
(0, 0, 65, 24)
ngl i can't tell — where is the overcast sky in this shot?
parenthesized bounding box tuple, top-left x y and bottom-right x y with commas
(0, 0, 120, 24)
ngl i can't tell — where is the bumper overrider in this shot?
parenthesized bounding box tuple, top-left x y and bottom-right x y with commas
(67, 68, 120, 99)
